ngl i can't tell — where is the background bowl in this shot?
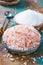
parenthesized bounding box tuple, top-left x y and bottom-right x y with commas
(14, 9, 43, 26)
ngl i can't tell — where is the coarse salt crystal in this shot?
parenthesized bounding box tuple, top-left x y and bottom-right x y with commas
(9, 58, 15, 62)
(41, 56, 43, 58)
(3, 54, 7, 57)
(16, 57, 19, 60)
(6, 53, 13, 58)
(22, 56, 26, 58)
(41, 30, 43, 33)
(4, 48, 7, 51)
(24, 61, 27, 65)
(21, 58, 23, 61)
(33, 61, 35, 64)
(31, 57, 36, 61)
(6, 53, 10, 58)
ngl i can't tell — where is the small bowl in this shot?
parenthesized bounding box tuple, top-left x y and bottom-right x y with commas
(14, 9, 43, 26)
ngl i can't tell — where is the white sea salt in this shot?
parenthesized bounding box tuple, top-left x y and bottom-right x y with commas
(31, 57, 36, 61)
(14, 9, 43, 26)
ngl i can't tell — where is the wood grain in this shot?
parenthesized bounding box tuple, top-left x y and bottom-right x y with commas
(0, 53, 3, 65)
(31, 1, 43, 13)
(25, 0, 43, 13)
(0, 0, 19, 5)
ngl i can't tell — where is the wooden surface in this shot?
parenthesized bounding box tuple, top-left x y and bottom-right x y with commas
(0, 1, 43, 65)
(0, 44, 39, 65)
(25, 1, 43, 13)
(0, 0, 20, 5)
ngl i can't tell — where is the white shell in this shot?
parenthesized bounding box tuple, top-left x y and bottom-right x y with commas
(14, 9, 43, 26)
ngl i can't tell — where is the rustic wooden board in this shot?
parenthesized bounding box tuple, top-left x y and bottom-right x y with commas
(0, 0, 20, 5)
(0, 44, 39, 65)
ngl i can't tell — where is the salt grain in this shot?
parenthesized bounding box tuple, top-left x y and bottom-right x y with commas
(42, 59, 43, 61)
(24, 61, 27, 65)
(21, 58, 23, 61)
(33, 61, 35, 64)
(4, 48, 7, 51)
(9, 58, 15, 62)
(16, 57, 19, 60)
(10, 54, 13, 58)
(3, 48, 8, 53)
(38, 57, 41, 59)
(6, 53, 10, 58)
(31, 57, 36, 61)
(37, 28, 40, 30)
(22, 56, 26, 58)
(3, 54, 7, 57)
(27, 60, 29, 62)
(41, 30, 43, 33)
(41, 56, 43, 58)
